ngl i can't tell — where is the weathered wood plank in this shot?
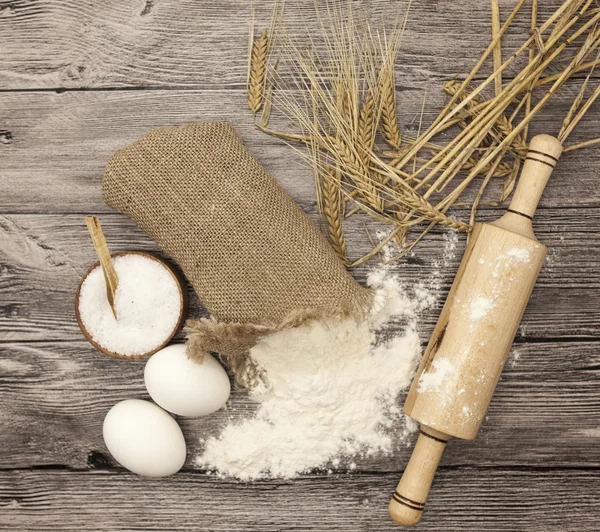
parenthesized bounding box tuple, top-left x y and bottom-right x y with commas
(1, 209, 598, 342)
(1, 88, 599, 214)
(0, 0, 568, 90)
(1, 0, 599, 530)
(1, 340, 598, 470)
(1, 469, 598, 531)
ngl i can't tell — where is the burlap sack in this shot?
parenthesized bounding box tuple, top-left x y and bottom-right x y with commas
(102, 122, 372, 383)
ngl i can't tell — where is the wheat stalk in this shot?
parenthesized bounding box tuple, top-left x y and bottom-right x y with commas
(248, 0, 600, 266)
(491, 0, 503, 96)
(564, 136, 600, 152)
(443, 80, 526, 155)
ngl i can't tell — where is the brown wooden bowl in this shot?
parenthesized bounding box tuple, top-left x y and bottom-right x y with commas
(75, 251, 188, 360)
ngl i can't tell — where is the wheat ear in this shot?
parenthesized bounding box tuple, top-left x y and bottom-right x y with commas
(379, 70, 402, 149)
(328, 136, 383, 212)
(357, 92, 376, 164)
(248, 30, 269, 114)
(322, 167, 348, 263)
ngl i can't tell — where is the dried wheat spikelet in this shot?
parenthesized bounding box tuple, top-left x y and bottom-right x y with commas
(248, 30, 269, 114)
(328, 135, 384, 212)
(321, 166, 348, 263)
(357, 92, 376, 165)
(379, 70, 402, 149)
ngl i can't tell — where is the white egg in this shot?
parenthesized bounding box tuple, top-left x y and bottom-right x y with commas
(144, 344, 230, 417)
(103, 399, 186, 477)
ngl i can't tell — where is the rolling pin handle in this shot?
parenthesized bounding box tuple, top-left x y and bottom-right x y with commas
(507, 134, 563, 220)
(388, 427, 450, 527)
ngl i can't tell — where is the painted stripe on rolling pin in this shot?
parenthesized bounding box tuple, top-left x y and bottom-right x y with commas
(525, 155, 555, 168)
(420, 430, 450, 444)
(528, 148, 559, 162)
(393, 492, 425, 511)
(506, 208, 534, 221)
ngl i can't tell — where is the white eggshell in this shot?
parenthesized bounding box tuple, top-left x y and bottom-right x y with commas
(103, 399, 186, 477)
(144, 344, 231, 417)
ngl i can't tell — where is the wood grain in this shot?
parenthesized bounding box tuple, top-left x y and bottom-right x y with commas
(0, 0, 571, 91)
(1, 340, 598, 470)
(1, 88, 600, 214)
(1, 469, 598, 531)
(1, 0, 600, 529)
(1, 210, 598, 342)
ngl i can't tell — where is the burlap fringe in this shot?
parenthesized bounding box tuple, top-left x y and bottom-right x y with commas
(185, 298, 372, 389)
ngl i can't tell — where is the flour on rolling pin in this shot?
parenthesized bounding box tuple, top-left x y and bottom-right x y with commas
(416, 244, 540, 425)
(409, 233, 546, 436)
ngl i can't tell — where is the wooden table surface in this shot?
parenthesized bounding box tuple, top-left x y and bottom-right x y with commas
(1, 0, 599, 530)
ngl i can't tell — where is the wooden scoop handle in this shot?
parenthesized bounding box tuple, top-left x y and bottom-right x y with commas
(388, 427, 450, 527)
(85, 216, 119, 319)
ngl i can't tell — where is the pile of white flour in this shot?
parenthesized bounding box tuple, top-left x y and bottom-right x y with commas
(197, 267, 436, 480)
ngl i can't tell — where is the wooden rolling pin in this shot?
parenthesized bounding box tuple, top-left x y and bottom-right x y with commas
(389, 134, 563, 526)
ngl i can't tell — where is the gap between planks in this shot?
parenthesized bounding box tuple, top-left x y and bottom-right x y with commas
(1, 463, 599, 474)
(1, 71, 600, 94)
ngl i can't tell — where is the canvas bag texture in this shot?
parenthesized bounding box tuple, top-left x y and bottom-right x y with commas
(102, 122, 372, 382)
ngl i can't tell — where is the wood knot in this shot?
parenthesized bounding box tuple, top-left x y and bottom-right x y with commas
(87, 450, 112, 469)
(0, 130, 13, 144)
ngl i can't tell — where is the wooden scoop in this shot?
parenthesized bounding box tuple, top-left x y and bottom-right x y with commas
(85, 216, 119, 319)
